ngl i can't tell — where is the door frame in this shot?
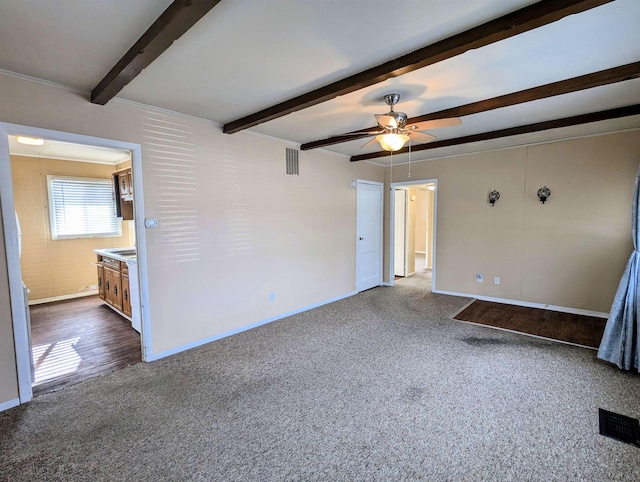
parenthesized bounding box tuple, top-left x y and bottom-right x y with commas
(389, 179, 438, 289)
(394, 188, 409, 277)
(356, 179, 384, 292)
(0, 122, 152, 404)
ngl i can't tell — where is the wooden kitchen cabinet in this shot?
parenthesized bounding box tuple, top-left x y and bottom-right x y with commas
(97, 254, 126, 313)
(97, 263, 105, 300)
(112, 168, 134, 220)
(104, 266, 123, 311)
(96, 252, 136, 326)
(121, 273, 131, 317)
(119, 170, 132, 200)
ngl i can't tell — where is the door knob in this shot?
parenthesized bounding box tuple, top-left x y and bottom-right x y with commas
(359, 237, 364, 240)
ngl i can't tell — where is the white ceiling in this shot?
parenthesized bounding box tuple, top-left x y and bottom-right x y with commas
(1, 0, 639, 165)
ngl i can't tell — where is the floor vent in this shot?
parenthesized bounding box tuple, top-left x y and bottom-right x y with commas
(599, 408, 640, 447)
(286, 148, 299, 175)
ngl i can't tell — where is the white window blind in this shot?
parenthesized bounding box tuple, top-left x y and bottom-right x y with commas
(47, 175, 121, 240)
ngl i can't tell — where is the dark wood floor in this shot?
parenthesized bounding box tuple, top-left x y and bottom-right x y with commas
(453, 300, 607, 349)
(30, 295, 141, 396)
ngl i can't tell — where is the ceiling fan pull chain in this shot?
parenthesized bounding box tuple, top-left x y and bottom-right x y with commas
(408, 139, 412, 178)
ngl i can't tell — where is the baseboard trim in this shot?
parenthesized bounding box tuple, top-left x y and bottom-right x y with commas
(146, 290, 359, 362)
(433, 290, 609, 319)
(0, 398, 20, 412)
(29, 290, 98, 306)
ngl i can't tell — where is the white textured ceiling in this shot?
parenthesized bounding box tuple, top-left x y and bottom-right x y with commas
(1, 0, 639, 165)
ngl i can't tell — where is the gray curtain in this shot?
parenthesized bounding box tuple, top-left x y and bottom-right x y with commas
(597, 164, 640, 370)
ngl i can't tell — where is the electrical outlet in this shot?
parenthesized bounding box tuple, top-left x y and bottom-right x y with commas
(494, 277, 501, 285)
(476, 273, 483, 283)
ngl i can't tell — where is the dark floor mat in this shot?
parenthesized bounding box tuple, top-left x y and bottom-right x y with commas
(452, 300, 606, 348)
(599, 408, 640, 447)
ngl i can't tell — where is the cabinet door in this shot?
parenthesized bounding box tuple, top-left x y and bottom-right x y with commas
(104, 267, 112, 305)
(126, 171, 133, 197)
(97, 264, 105, 300)
(121, 273, 131, 317)
(105, 267, 122, 311)
(120, 171, 131, 196)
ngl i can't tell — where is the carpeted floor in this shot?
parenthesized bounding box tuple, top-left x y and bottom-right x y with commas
(1, 269, 639, 481)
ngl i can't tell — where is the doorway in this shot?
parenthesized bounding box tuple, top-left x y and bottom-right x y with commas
(0, 123, 151, 404)
(390, 180, 437, 290)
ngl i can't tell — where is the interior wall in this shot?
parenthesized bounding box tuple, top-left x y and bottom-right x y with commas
(383, 130, 638, 313)
(11, 155, 133, 302)
(0, 73, 384, 404)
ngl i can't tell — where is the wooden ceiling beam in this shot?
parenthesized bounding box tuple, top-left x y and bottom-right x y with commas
(302, 61, 640, 150)
(223, 0, 613, 134)
(349, 104, 640, 162)
(91, 0, 221, 105)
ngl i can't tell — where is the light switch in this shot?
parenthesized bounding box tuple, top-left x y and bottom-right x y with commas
(144, 218, 159, 228)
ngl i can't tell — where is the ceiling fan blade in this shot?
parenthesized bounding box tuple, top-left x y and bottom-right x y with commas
(408, 131, 436, 144)
(407, 117, 461, 131)
(336, 129, 384, 137)
(375, 114, 397, 129)
(360, 137, 380, 149)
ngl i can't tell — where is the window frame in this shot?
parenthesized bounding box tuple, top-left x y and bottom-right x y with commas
(47, 174, 122, 240)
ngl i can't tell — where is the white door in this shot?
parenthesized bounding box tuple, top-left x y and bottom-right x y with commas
(394, 189, 408, 277)
(356, 180, 383, 292)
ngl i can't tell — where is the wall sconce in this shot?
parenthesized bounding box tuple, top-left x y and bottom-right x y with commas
(488, 189, 500, 207)
(537, 186, 551, 204)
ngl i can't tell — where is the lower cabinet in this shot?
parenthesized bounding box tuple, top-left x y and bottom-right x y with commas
(97, 264, 105, 299)
(121, 273, 131, 317)
(104, 266, 123, 311)
(97, 254, 133, 320)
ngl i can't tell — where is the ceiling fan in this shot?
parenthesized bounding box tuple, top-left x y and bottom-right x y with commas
(349, 93, 461, 152)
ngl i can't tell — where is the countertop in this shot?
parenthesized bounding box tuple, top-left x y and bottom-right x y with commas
(94, 247, 137, 263)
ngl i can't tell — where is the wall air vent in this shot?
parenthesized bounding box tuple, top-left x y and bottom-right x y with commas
(286, 148, 299, 176)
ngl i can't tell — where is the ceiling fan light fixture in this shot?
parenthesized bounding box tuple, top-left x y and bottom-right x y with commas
(376, 133, 410, 152)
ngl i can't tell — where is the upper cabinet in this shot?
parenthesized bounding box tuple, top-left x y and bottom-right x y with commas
(113, 168, 134, 220)
(120, 169, 133, 201)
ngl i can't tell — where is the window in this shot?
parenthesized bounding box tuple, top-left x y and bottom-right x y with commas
(47, 175, 121, 240)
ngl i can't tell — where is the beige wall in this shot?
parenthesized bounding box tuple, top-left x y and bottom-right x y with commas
(384, 132, 638, 313)
(11, 155, 134, 302)
(0, 73, 383, 404)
